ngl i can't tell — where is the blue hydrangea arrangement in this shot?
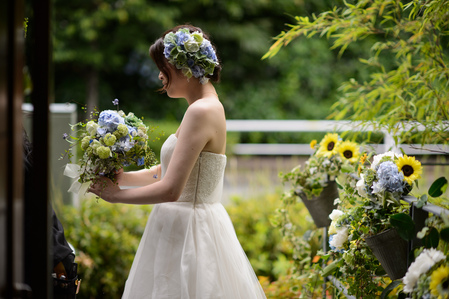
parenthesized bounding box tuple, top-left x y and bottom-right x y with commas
(62, 99, 157, 189)
(163, 28, 219, 84)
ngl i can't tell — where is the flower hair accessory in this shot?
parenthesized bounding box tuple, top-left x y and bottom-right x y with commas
(163, 28, 219, 84)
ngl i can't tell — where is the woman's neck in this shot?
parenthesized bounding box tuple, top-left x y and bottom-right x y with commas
(185, 82, 218, 105)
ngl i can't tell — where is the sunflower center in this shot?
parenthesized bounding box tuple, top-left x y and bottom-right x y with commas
(343, 150, 353, 159)
(443, 278, 449, 290)
(402, 165, 414, 177)
(327, 142, 335, 151)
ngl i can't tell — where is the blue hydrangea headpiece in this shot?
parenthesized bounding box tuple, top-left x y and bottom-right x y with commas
(163, 28, 219, 84)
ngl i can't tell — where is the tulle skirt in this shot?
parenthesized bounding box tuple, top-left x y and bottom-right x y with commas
(122, 202, 266, 299)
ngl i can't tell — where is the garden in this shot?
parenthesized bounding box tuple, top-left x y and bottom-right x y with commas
(48, 0, 449, 298)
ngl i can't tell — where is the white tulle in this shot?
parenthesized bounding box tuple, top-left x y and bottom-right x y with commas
(122, 135, 266, 299)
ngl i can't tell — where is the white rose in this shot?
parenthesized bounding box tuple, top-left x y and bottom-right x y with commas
(356, 174, 367, 197)
(329, 209, 344, 221)
(372, 181, 385, 194)
(371, 151, 403, 170)
(330, 227, 348, 250)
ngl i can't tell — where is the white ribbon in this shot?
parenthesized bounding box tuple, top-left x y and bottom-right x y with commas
(64, 163, 89, 195)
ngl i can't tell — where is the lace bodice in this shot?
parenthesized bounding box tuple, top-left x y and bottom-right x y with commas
(160, 134, 227, 204)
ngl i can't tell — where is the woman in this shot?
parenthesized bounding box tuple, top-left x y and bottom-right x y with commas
(89, 25, 266, 299)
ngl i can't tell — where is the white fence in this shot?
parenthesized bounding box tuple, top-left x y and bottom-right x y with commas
(226, 119, 448, 156)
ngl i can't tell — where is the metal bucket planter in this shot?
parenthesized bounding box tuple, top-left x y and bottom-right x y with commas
(296, 181, 339, 228)
(365, 228, 408, 280)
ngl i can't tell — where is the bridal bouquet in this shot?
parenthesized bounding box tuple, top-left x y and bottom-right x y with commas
(63, 100, 157, 193)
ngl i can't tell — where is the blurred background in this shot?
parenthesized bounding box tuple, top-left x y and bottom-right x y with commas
(25, 0, 372, 126)
(19, 0, 448, 297)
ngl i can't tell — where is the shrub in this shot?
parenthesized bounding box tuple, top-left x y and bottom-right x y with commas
(227, 194, 293, 280)
(60, 197, 152, 299)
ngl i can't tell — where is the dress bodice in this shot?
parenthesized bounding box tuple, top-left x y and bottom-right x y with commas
(160, 134, 227, 204)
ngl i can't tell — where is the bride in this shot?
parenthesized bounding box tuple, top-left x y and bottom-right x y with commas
(88, 24, 267, 299)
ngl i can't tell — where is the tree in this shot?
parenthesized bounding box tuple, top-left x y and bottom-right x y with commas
(264, 0, 449, 147)
(52, 0, 372, 126)
(53, 0, 180, 112)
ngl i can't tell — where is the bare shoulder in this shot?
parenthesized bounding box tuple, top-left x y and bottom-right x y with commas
(188, 98, 224, 112)
(185, 99, 225, 120)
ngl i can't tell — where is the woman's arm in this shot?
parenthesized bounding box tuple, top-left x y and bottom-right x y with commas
(89, 101, 222, 204)
(116, 165, 161, 187)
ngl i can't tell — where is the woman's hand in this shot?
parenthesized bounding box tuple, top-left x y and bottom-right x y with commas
(114, 168, 125, 185)
(88, 176, 121, 203)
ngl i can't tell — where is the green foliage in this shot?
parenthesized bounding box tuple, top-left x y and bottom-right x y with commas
(265, 0, 449, 147)
(60, 198, 153, 298)
(390, 213, 415, 241)
(429, 177, 449, 198)
(49, 0, 371, 122)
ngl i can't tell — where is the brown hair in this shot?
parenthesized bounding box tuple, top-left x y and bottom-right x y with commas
(149, 24, 221, 91)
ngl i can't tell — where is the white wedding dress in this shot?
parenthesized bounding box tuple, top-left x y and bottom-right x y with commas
(122, 134, 266, 299)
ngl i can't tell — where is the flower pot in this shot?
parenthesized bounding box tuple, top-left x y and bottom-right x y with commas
(297, 181, 339, 228)
(365, 228, 408, 280)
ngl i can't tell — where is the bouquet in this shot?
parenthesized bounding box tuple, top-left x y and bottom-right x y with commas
(331, 151, 423, 239)
(281, 133, 360, 200)
(62, 100, 157, 193)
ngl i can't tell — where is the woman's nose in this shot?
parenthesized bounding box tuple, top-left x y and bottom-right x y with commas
(158, 72, 163, 80)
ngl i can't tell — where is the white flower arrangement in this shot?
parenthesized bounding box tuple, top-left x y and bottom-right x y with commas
(403, 248, 447, 295)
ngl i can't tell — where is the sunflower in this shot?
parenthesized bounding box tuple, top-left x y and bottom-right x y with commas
(430, 265, 449, 298)
(337, 141, 360, 163)
(310, 139, 317, 149)
(316, 133, 340, 158)
(396, 155, 423, 185)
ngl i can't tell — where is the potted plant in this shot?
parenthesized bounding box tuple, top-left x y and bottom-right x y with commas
(281, 133, 360, 227)
(327, 151, 423, 282)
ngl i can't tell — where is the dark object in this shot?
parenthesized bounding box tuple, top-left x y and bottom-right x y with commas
(365, 228, 408, 280)
(53, 262, 81, 298)
(296, 181, 339, 228)
(23, 131, 81, 297)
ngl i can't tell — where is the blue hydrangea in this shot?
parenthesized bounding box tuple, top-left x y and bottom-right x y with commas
(191, 65, 205, 79)
(200, 40, 217, 61)
(163, 29, 219, 85)
(376, 161, 405, 193)
(98, 110, 125, 133)
(175, 31, 189, 46)
(137, 157, 145, 166)
(164, 43, 174, 59)
(127, 126, 137, 138)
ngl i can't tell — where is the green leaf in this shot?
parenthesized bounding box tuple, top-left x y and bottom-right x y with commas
(340, 164, 354, 173)
(335, 178, 343, 189)
(423, 227, 439, 249)
(429, 177, 448, 197)
(390, 213, 415, 240)
(380, 280, 402, 299)
(440, 227, 449, 243)
(321, 259, 340, 277)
